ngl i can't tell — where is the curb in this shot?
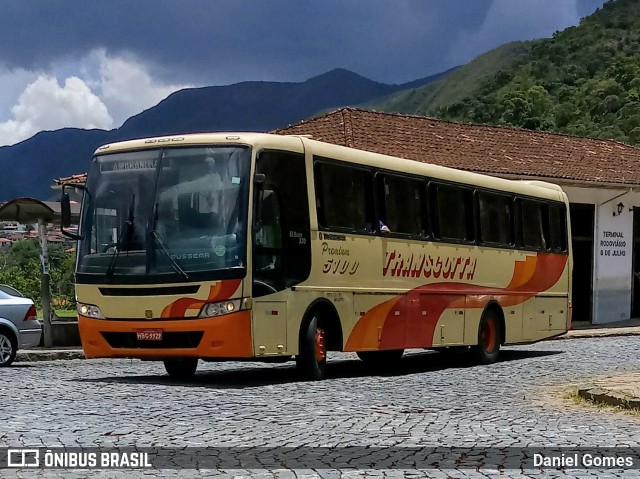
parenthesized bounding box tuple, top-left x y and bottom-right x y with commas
(577, 387, 640, 411)
(550, 330, 640, 340)
(15, 350, 85, 362)
(12, 329, 640, 361)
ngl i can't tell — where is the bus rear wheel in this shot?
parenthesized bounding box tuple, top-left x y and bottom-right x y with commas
(473, 310, 501, 364)
(296, 314, 327, 381)
(356, 349, 404, 368)
(163, 358, 198, 379)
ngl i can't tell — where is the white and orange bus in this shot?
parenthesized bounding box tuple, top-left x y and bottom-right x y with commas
(61, 132, 572, 380)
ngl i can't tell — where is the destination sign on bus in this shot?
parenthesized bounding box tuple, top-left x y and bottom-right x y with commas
(100, 159, 158, 172)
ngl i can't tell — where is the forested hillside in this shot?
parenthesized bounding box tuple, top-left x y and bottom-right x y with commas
(433, 0, 640, 144)
(370, 41, 531, 115)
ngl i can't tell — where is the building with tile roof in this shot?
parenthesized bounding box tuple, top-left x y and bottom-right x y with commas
(276, 108, 640, 325)
(276, 107, 640, 187)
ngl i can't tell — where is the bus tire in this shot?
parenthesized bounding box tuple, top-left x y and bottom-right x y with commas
(356, 349, 404, 368)
(473, 309, 501, 364)
(163, 358, 198, 379)
(296, 314, 327, 381)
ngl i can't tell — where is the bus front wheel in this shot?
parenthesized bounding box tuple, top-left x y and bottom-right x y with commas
(296, 314, 327, 381)
(163, 358, 198, 379)
(473, 310, 501, 364)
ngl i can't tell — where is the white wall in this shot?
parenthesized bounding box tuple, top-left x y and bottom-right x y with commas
(564, 186, 639, 324)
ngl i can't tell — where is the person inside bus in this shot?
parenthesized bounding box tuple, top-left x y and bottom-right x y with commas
(366, 219, 390, 233)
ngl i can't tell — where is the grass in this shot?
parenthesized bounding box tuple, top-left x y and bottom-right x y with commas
(564, 386, 640, 417)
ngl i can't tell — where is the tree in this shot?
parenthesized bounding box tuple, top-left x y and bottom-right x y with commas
(0, 239, 76, 309)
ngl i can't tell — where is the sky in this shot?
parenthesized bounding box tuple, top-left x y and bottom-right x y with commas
(0, 0, 606, 147)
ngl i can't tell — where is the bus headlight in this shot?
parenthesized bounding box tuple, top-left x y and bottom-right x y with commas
(77, 302, 105, 319)
(199, 299, 242, 318)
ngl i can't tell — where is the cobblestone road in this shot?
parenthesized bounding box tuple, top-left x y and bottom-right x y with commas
(2, 337, 640, 478)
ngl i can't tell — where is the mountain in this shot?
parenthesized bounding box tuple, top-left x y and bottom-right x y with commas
(368, 42, 531, 115)
(0, 68, 448, 201)
(379, 0, 640, 145)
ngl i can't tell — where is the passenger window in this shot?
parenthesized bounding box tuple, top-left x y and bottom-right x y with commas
(478, 193, 513, 246)
(519, 200, 549, 250)
(315, 161, 373, 232)
(380, 174, 426, 236)
(431, 184, 474, 242)
(549, 204, 568, 252)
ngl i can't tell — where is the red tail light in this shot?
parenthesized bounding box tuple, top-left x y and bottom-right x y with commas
(24, 305, 37, 321)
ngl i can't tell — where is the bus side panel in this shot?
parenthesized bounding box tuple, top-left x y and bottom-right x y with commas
(502, 300, 525, 344)
(349, 293, 399, 351)
(343, 252, 570, 351)
(424, 294, 466, 347)
(522, 295, 569, 341)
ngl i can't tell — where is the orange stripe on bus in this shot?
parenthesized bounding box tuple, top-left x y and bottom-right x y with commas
(345, 253, 568, 350)
(160, 279, 242, 318)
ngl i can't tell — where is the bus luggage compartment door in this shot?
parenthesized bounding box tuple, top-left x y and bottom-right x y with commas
(252, 301, 288, 356)
(523, 296, 567, 340)
(424, 294, 466, 346)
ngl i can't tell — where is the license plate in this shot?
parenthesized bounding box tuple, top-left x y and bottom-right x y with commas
(136, 329, 163, 341)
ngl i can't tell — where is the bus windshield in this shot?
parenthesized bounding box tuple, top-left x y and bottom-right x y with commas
(76, 146, 251, 283)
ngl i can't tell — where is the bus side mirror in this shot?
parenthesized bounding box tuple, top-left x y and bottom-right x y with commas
(253, 174, 266, 233)
(60, 184, 82, 240)
(61, 193, 72, 228)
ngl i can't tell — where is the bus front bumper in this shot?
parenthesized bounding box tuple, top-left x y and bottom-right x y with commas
(78, 311, 254, 359)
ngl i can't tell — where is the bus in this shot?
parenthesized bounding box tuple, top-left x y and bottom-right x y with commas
(61, 132, 572, 380)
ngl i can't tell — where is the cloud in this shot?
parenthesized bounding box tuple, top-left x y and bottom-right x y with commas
(0, 75, 112, 146)
(96, 51, 192, 127)
(0, 67, 39, 123)
(0, 51, 193, 146)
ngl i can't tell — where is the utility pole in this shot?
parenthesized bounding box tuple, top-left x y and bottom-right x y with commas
(38, 218, 52, 347)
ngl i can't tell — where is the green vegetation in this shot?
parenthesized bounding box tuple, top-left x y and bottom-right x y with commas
(0, 239, 75, 310)
(436, 0, 640, 143)
(374, 0, 640, 145)
(372, 41, 532, 115)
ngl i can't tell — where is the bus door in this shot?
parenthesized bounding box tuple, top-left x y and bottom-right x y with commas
(251, 149, 311, 356)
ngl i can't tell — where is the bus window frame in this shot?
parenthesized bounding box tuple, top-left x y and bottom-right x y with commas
(312, 155, 569, 254)
(375, 170, 430, 240)
(313, 157, 377, 236)
(429, 180, 477, 245)
(476, 190, 516, 248)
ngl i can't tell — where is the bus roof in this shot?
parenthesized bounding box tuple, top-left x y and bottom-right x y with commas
(93, 132, 306, 155)
(94, 132, 565, 203)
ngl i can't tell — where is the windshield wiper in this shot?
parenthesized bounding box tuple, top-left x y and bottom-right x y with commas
(147, 202, 189, 280)
(150, 230, 190, 281)
(106, 194, 135, 278)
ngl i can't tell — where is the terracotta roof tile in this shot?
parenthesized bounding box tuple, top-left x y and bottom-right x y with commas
(276, 108, 640, 186)
(55, 173, 87, 185)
